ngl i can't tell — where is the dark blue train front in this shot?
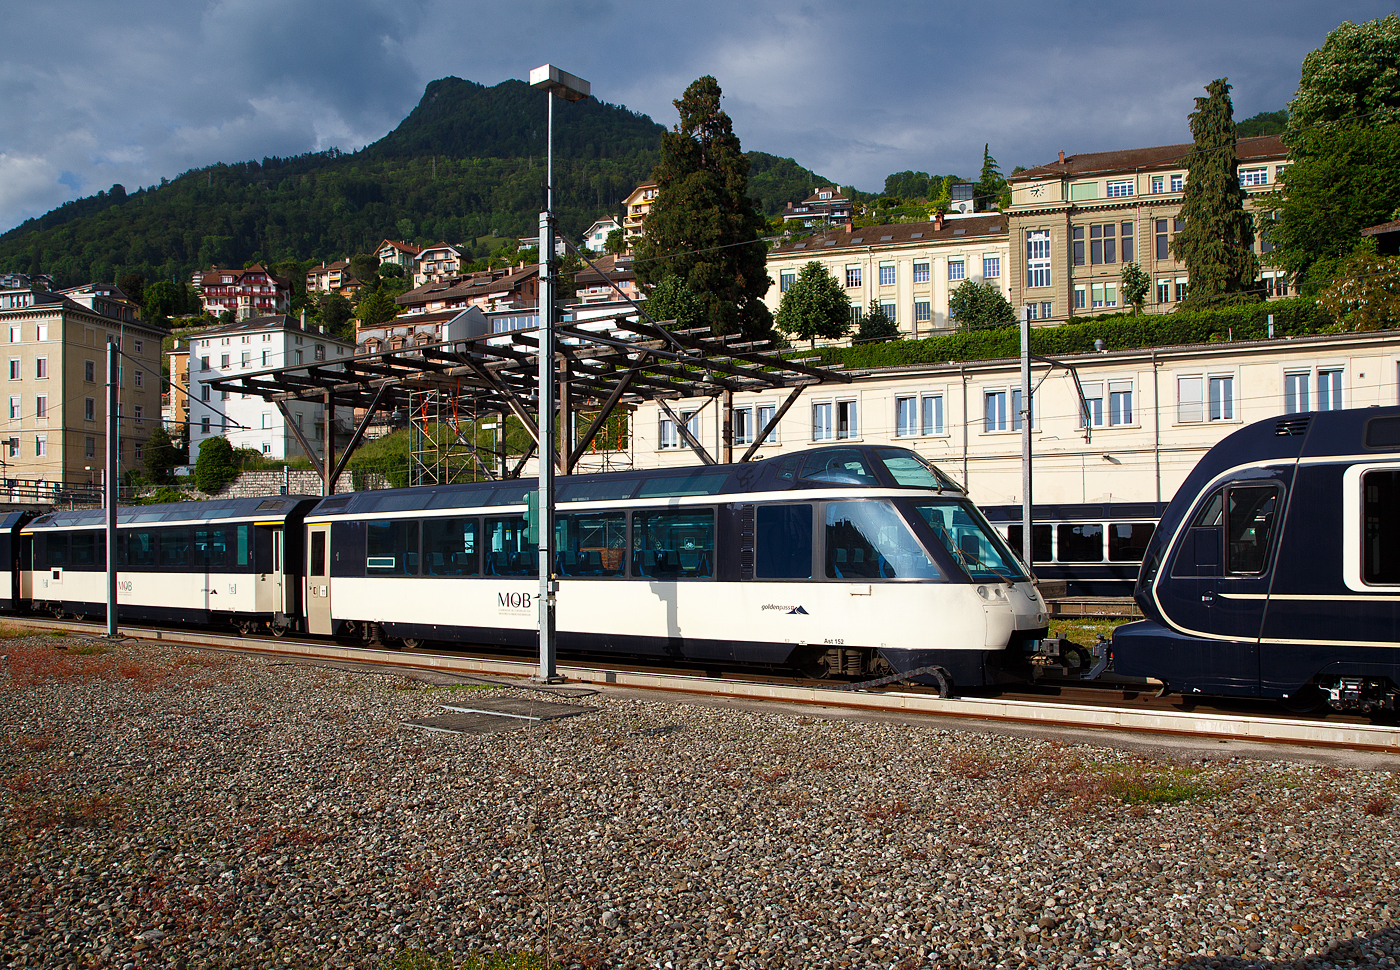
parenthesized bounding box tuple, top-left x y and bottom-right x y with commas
(1113, 407, 1400, 711)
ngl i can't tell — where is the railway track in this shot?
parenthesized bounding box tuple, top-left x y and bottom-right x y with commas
(14, 615, 1400, 754)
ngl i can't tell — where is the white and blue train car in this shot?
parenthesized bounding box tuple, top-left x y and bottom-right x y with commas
(21, 497, 320, 632)
(304, 446, 1050, 688)
(1114, 406, 1400, 711)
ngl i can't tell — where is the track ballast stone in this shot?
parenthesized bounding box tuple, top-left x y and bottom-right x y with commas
(1, 636, 1398, 969)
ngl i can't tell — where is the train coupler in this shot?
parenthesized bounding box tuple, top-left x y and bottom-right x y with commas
(1321, 677, 1399, 713)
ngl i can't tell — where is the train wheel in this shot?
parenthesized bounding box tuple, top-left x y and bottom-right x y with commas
(270, 624, 287, 638)
(236, 620, 255, 637)
(50, 607, 63, 619)
(401, 638, 424, 650)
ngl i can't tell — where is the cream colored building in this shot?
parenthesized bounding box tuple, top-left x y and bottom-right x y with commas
(765, 215, 1012, 338)
(621, 182, 658, 248)
(622, 329, 1400, 509)
(0, 283, 165, 487)
(1005, 135, 1289, 323)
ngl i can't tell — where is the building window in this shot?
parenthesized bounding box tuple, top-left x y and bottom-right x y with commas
(262, 413, 272, 429)
(880, 302, 897, 323)
(733, 407, 754, 445)
(756, 405, 777, 444)
(220, 389, 230, 401)
(200, 356, 210, 371)
(1275, 165, 1288, 181)
(4, 438, 16, 459)
(913, 262, 930, 284)
(262, 351, 269, 366)
(34, 395, 46, 418)
(1090, 224, 1116, 264)
(845, 267, 862, 288)
(1026, 231, 1052, 288)
(201, 385, 211, 402)
(1155, 219, 1169, 261)
(85, 360, 95, 383)
(1091, 283, 1118, 309)
(34, 435, 45, 457)
(985, 389, 1029, 432)
(7, 327, 17, 343)
(1318, 369, 1343, 411)
(849, 305, 863, 327)
(836, 400, 858, 439)
(35, 357, 46, 379)
(779, 271, 795, 292)
(1150, 175, 1165, 193)
(1109, 380, 1133, 426)
(948, 260, 965, 281)
(7, 396, 17, 420)
(85, 437, 94, 459)
(1075, 286, 1087, 310)
(1157, 279, 1171, 304)
(84, 398, 94, 421)
(879, 264, 896, 286)
(36, 325, 47, 341)
(134, 406, 144, 422)
(241, 352, 250, 367)
(895, 396, 918, 437)
(923, 394, 944, 435)
(812, 402, 833, 441)
(201, 416, 211, 434)
(1081, 383, 1105, 427)
(1106, 179, 1134, 198)
(134, 370, 143, 388)
(1209, 375, 1234, 421)
(220, 354, 230, 368)
(1072, 227, 1085, 266)
(1170, 174, 1184, 192)
(1284, 371, 1309, 414)
(914, 300, 931, 323)
(659, 410, 698, 450)
(1121, 222, 1134, 263)
(1025, 303, 1039, 322)
(1040, 301, 1053, 320)
(983, 256, 1000, 278)
(315, 344, 325, 361)
(1175, 277, 1189, 302)
(1239, 167, 1268, 186)
(295, 350, 304, 365)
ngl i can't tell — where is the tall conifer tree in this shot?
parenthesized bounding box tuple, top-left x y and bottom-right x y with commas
(635, 76, 773, 337)
(1171, 78, 1259, 303)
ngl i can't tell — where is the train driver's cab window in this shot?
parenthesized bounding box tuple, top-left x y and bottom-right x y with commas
(366, 519, 420, 575)
(424, 518, 479, 577)
(484, 516, 534, 577)
(1363, 470, 1400, 584)
(555, 512, 624, 578)
(632, 509, 714, 579)
(756, 504, 812, 579)
(875, 447, 962, 491)
(801, 449, 877, 486)
(1173, 484, 1280, 577)
(914, 502, 1023, 582)
(826, 501, 940, 580)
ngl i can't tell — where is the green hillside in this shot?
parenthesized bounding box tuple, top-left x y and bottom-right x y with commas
(0, 77, 839, 289)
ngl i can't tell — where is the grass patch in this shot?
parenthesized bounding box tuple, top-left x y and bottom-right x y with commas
(44, 629, 69, 638)
(1108, 768, 1219, 805)
(417, 683, 505, 692)
(383, 949, 550, 970)
(68, 641, 111, 656)
(1049, 617, 1133, 643)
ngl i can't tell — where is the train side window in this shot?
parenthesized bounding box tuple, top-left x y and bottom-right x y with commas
(1005, 524, 1053, 563)
(309, 531, 327, 578)
(1226, 485, 1280, 575)
(756, 504, 812, 580)
(1057, 523, 1104, 562)
(826, 501, 940, 580)
(632, 509, 715, 579)
(423, 518, 480, 577)
(128, 531, 156, 567)
(46, 534, 68, 567)
(555, 512, 624, 578)
(70, 532, 95, 567)
(236, 525, 250, 567)
(484, 516, 535, 577)
(194, 528, 227, 568)
(160, 529, 191, 568)
(366, 520, 419, 576)
(1363, 470, 1400, 583)
(1108, 523, 1155, 562)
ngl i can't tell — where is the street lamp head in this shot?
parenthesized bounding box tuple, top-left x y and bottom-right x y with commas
(530, 64, 590, 102)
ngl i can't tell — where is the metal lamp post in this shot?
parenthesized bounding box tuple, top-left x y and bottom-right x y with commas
(528, 63, 590, 683)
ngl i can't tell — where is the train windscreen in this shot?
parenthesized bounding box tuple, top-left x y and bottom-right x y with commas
(912, 502, 1028, 583)
(875, 448, 962, 492)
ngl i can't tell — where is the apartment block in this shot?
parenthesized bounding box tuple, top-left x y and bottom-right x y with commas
(1005, 136, 1288, 323)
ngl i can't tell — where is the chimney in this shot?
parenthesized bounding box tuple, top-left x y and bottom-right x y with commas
(1058, 150, 1066, 164)
(934, 213, 944, 232)
(845, 220, 853, 233)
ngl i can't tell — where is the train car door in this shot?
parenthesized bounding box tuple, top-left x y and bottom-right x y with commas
(1160, 481, 1283, 695)
(254, 525, 284, 617)
(305, 524, 332, 635)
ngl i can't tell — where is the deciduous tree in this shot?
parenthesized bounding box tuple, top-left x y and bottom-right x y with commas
(1316, 239, 1400, 330)
(1120, 262, 1151, 314)
(634, 76, 772, 338)
(947, 279, 1014, 329)
(642, 275, 706, 331)
(775, 262, 850, 349)
(193, 436, 238, 494)
(1171, 78, 1259, 304)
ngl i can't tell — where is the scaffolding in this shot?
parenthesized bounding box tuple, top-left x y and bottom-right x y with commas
(407, 384, 503, 486)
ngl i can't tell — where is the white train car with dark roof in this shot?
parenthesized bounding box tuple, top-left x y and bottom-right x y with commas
(22, 497, 320, 631)
(304, 446, 1050, 688)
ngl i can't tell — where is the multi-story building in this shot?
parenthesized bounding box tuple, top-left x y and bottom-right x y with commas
(573, 255, 639, 305)
(306, 260, 354, 295)
(622, 182, 658, 246)
(376, 239, 423, 273)
(765, 215, 1013, 338)
(781, 186, 853, 227)
(187, 316, 355, 461)
(196, 264, 292, 318)
(413, 243, 465, 287)
(1005, 135, 1288, 323)
(625, 328, 1400, 510)
(395, 266, 539, 317)
(165, 344, 190, 431)
(0, 282, 165, 487)
(581, 217, 622, 253)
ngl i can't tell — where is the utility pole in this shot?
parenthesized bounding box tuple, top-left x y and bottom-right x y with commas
(104, 338, 118, 637)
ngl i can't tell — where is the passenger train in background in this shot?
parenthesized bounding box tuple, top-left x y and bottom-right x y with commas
(1113, 406, 1400, 712)
(982, 502, 1168, 597)
(9, 446, 1052, 690)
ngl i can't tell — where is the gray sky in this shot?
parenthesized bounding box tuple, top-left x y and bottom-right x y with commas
(0, 0, 1389, 232)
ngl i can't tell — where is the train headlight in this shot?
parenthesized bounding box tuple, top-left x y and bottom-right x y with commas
(975, 585, 1008, 602)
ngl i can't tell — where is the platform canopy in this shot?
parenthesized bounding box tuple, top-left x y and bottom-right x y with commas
(205, 313, 849, 490)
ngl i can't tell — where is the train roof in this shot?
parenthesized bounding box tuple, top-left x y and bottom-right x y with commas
(306, 445, 966, 518)
(24, 495, 322, 532)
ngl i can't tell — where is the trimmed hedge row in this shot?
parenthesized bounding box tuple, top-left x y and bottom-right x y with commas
(797, 298, 1337, 370)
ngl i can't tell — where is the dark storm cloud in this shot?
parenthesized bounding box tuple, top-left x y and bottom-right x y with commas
(0, 0, 1392, 231)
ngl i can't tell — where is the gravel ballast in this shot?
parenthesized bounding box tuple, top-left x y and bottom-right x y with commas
(2, 635, 1398, 970)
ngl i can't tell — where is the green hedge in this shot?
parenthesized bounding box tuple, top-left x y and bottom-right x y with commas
(797, 298, 1337, 370)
